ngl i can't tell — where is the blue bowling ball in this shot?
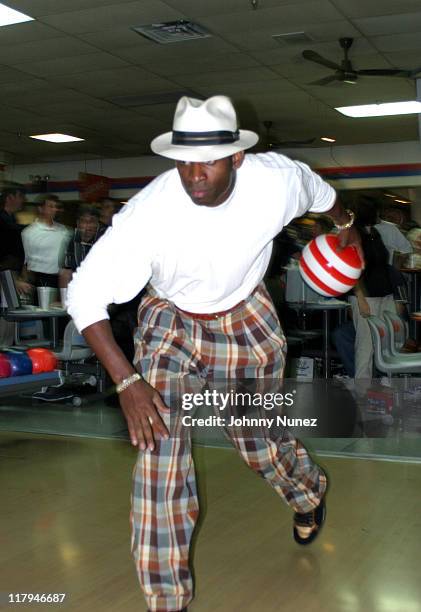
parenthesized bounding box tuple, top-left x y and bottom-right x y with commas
(3, 350, 33, 376)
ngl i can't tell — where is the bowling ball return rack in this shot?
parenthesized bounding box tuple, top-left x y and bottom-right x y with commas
(0, 371, 63, 398)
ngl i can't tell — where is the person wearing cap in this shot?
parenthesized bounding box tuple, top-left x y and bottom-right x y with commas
(67, 96, 362, 612)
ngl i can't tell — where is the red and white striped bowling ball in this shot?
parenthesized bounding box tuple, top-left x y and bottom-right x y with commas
(299, 233, 363, 297)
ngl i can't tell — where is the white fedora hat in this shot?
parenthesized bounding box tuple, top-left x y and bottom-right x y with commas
(150, 95, 259, 162)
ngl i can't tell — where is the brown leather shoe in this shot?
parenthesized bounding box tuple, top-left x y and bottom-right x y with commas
(293, 498, 326, 545)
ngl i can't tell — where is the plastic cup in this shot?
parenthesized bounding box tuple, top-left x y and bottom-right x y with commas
(60, 288, 67, 307)
(37, 286, 53, 309)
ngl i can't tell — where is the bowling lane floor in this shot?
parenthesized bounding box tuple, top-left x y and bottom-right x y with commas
(1, 394, 421, 462)
(1, 431, 421, 612)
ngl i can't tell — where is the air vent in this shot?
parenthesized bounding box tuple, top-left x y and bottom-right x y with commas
(132, 20, 212, 44)
(107, 91, 202, 107)
(272, 31, 314, 46)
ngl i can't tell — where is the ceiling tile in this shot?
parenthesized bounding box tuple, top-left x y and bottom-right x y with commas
(133, 53, 260, 78)
(199, 1, 344, 34)
(6, 0, 137, 17)
(15, 52, 130, 77)
(162, 0, 311, 18)
(354, 12, 421, 36)
(330, 0, 421, 19)
(173, 66, 280, 88)
(0, 21, 61, 45)
(76, 27, 155, 52)
(371, 32, 421, 52)
(51, 66, 181, 97)
(0, 37, 97, 65)
(191, 78, 299, 99)
(383, 51, 421, 71)
(0, 66, 41, 84)
(113, 36, 239, 63)
(39, 1, 184, 34)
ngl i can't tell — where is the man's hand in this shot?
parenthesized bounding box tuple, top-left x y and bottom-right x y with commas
(337, 226, 365, 268)
(15, 279, 32, 295)
(357, 295, 371, 318)
(119, 379, 169, 450)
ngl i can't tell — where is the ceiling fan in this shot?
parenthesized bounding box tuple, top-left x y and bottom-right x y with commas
(302, 37, 421, 86)
(262, 120, 315, 148)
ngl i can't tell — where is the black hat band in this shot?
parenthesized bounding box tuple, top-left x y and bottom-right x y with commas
(172, 129, 239, 146)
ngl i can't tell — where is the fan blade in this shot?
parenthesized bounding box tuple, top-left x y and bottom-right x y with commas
(302, 50, 342, 71)
(357, 68, 412, 77)
(308, 74, 341, 86)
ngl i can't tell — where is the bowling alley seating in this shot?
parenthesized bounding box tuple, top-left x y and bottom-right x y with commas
(51, 319, 106, 403)
(14, 320, 51, 349)
(366, 316, 421, 377)
(382, 310, 416, 357)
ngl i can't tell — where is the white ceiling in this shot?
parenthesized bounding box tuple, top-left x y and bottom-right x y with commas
(1, 0, 421, 162)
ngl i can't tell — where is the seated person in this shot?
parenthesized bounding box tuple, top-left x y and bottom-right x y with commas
(406, 226, 421, 269)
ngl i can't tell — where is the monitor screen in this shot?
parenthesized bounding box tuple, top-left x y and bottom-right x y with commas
(0, 270, 21, 310)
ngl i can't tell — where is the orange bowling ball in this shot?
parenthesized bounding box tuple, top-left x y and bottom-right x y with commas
(27, 348, 58, 373)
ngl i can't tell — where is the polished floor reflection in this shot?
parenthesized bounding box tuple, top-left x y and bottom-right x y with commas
(1, 392, 421, 461)
(1, 431, 421, 612)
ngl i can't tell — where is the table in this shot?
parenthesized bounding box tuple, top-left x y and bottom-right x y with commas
(0, 371, 63, 398)
(287, 300, 350, 378)
(1, 305, 68, 348)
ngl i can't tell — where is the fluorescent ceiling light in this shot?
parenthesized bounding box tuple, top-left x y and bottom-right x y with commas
(394, 199, 411, 204)
(335, 101, 421, 118)
(30, 133, 84, 143)
(0, 3, 33, 26)
(320, 136, 336, 143)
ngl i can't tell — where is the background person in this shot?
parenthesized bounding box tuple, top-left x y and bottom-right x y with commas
(60, 204, 102, 288)
(311, 215, 334, 238)
(22, 194, 71, 290)
(375, 202, 412, 267)
(97, 197, 118, 230)
(0, 186, 32, 346)
(349, 199, 397, 380)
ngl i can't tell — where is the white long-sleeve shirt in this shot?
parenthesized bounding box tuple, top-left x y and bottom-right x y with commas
(67, 152, 336, 331)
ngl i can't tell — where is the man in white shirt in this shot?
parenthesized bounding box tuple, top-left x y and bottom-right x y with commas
(67, 96, 362, 612)
(375, 217, 412, 266)
(22, 194, 71, 289)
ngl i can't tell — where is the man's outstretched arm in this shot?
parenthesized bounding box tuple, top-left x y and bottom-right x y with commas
(82, 320, 169, 450)
(325, 198, 364, 264)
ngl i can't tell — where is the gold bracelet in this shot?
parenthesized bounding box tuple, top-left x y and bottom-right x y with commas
(116, 373, 141, 394)
(334, 209, 355, 230)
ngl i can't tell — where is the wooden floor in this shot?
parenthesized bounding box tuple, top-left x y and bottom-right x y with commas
(1, 431, 420, 612)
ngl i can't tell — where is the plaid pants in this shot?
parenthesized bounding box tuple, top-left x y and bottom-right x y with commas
(131, 284, 327, 612)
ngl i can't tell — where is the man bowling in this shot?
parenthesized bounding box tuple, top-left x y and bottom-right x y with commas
(67, 95, 362, 612)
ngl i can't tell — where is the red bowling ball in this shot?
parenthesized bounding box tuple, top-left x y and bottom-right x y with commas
(26, 348, 58, 373)
(299, 233, 363, 297)
(0, 353, 12, 378)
